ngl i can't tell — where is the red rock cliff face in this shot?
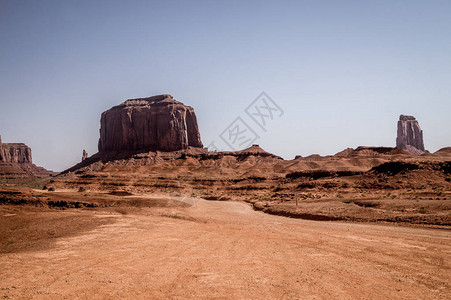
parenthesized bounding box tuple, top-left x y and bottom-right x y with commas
(1, 144, 33, 164)
(1, 143, 33, 163)
(396, 115, 425, 154)
(0, 136, 53, 177)
(98, 94, 203, 152)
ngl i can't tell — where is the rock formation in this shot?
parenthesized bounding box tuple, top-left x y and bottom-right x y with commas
(82, 149, 88, 161)
(1, 143, 33, 163)
(1, 135, 32, 164)
(396, 115, 425, 155)
(98, 94, 203, 153)
(0, 135, 53, 177)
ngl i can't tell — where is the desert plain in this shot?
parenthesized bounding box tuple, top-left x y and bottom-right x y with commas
(1, 96, 450, 299)
(1, 149, 451, 299)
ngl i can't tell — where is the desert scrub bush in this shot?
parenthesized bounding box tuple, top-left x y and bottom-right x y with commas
(0, 197, 28, 205)
(286, 170, 334, 180)
(80, 174, 96, 179)
(336, 171, 363, 177)
(371, 161, 419, 176)
(296, 182, 316, 189)
(247, 176, 266, 182)
(230, 185, 266, 190)
(432, 186, 441, 190)
(439, 161, 451, 174)
(322, 181, 338, 188)
(47, 200, 95, 209)
(272, 186, 284, 192)
(152, 183, 179, 188)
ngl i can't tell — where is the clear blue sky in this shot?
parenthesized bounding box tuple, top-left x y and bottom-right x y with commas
(1, 0, 450, 171)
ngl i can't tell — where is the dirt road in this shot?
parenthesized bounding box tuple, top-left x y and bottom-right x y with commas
(1, 198, 450, 299)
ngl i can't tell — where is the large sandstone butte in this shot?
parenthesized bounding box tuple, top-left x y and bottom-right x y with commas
(0, 135, 32, 164)
(98, 94, 203, 153)
(396, 115, 425, 155)
(1, 143, 32, 163)
(0, 135, 53, 177)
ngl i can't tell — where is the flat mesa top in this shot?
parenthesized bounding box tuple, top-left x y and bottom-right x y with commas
(2, 143, 28, 147)
(399, 115, 417, 121)
(112, 94, 185, 109)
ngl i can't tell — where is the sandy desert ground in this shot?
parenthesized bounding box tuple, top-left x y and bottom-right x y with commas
(2, 1, 450, 298)
(1, 147, 450, 299)
(1, 191, 450, 299)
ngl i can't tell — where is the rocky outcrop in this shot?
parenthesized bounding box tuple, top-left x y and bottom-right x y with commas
(224, 144, 283, 159)
(334, 146, 410, 157)
(396, 115, 425, 155)
(98, 94, 203, 153)
(0, 136, 54, 177)
(1, 136, 32, 164)
(1, 143, 32, 163)
(82, 150, 88, 161)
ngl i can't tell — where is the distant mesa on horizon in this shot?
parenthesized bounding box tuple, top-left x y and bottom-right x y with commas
(0, 135, 32, 164)
(0, 135, 54, 177)
(51, 94, 450, 175)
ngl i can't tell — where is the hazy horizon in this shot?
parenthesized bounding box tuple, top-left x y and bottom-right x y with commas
(1, 0, 450, 171)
